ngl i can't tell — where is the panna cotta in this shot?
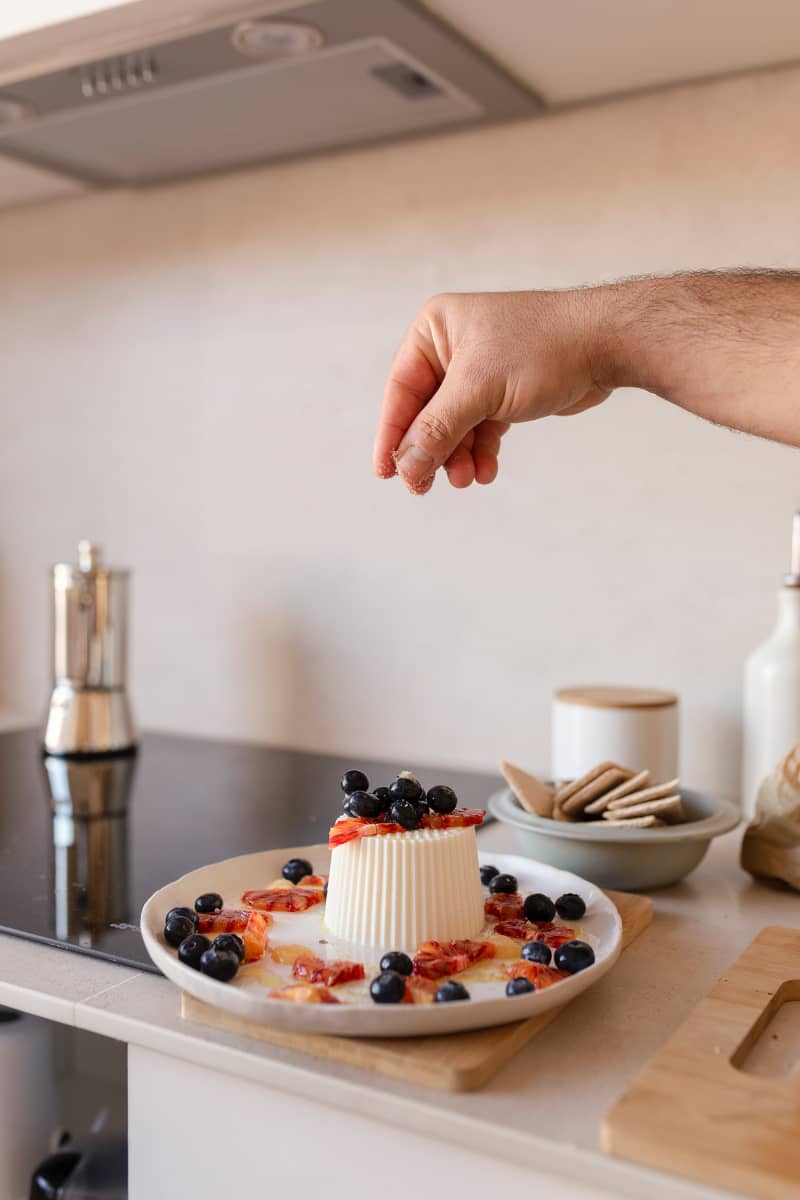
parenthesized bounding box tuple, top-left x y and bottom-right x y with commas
(325, 824, 485, 952)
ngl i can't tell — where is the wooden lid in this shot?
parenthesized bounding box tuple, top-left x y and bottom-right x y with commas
(555, 686, 678, 710)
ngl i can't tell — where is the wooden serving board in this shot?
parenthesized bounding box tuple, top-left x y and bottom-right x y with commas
(603, 926, 800, 1200)
(181, 889, 652, 1093)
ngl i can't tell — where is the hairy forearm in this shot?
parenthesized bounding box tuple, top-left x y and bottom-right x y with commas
(375, 270, 800, 494)
(591, 270, 800, 446)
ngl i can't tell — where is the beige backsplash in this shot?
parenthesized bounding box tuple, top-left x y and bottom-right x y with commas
(2, 62, 800, 792)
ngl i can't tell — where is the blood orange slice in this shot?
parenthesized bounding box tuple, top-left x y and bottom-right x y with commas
(328, 817, 403, 848)
(298, 874, 328, 889)
(506, 961, 568, 988)
(484, 893, 524, 921)
(402, 976, 439, 1004)
(449, 939, 496, 963)
(329, 808, 485, 849)
(535, 924, 576, 949)
(291, 955, 365, 987)
(422, 808, 485, 832)
(493, 919, 576, 946)
(269, 983, 340, 1004)
(241, 887, 324, 913)
(195, 908, 270, 962)
(493, 919, 532, 940)
(412, 938, 493, 980)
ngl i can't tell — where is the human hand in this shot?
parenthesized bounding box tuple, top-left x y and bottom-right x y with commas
(373, 289, 610, 493)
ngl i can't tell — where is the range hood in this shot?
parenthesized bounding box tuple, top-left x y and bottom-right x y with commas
(0, 0, 538, 189)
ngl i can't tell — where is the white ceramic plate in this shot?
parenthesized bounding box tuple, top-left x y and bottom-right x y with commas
(141, 842, 622, 1037)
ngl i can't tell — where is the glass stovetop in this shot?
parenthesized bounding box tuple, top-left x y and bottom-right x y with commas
(0, 728, 499, 972)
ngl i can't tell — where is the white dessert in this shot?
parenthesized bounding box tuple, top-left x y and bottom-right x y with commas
(324, 824, 485, 952)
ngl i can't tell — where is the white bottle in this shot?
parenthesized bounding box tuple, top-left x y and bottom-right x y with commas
(742, 512, 800, 819)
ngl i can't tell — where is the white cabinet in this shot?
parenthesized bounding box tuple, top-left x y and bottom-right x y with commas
(128, 1045, 609, 1200)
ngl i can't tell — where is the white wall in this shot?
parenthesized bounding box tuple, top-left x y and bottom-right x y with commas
(2, 64, 800, 793)
(0, 0, 142, 41)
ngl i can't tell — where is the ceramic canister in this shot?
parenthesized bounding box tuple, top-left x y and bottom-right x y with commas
(551, 686, 679, 784)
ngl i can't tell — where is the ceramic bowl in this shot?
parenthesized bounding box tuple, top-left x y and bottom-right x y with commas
(488, 788, 739, 891)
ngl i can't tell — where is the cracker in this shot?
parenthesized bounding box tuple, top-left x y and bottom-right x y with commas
(605, 779, 681, 811)
(562, 767, 629, 815)
(552, 798, 579, 822)
(554, 762, 617, 807)
(499, 760, 555, 818)
(603, 814, 665, 829)
(603, 795, 685, 823)
(583, 769, 651, 816)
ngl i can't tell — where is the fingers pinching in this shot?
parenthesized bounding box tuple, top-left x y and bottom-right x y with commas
(444, 431, 477, 489)
(394, 368, 489, 493)
(473, 419, 509, 486)
(374, 333, 441, 480)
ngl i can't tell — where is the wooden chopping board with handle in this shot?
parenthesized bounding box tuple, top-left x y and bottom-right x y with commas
(603, 925, 800, 1200)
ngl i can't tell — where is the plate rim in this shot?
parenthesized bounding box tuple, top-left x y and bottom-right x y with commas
(141, 843, 623, 1038)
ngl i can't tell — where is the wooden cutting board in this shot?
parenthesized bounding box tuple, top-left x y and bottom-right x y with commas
(181, 888, 652, 1092)
(603, 925, 800, 1200)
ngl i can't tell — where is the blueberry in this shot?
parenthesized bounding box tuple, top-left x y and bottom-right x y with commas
(199, 948, 240, 982)
(489, 873, 518, 895)
(341, 769, 369, 795)
(554, 940, 595, 974)
(373, 786, 391, 806)
(415, 798, 430, 818)
(506, 976, 535, 996)
(166, 906, 197, 929)
(389, 799, 420, 830)
(177, 933, 211, 969)
(555, 893, 586, 921)
(370, 971, 406, 1004)
(389, 776, 423, 803)
(164, 915, 196, 947)
(521, 940, 552, 965)
(282, 858, 313, 885)
(213, 933, 245, 962)
(480, 865, 500, 887)
(426, 785, 457, 814)
(379, 951, 413, 977)
(348, 790, 385, 820)
(194, 892, 223, 914)
(523, 893, 557, 924)
(435, 980, 470, 1003)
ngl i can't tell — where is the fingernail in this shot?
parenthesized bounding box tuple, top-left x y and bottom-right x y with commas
(406, 474, 434, 496)
(395, 444, 434, 483)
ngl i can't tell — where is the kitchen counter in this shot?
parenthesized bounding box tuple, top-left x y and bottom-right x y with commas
(1, 821, 793, 1200)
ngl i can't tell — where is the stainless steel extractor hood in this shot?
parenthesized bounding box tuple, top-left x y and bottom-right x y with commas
(0, 0, 539, 188)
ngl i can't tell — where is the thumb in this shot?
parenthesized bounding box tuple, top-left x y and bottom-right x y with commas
(394, 366, 491, 491)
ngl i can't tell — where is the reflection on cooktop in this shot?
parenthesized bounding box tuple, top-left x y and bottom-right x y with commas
(0, 729, 499, 972)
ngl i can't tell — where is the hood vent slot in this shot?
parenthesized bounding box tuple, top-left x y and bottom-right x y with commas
(77, 53, 159, 101)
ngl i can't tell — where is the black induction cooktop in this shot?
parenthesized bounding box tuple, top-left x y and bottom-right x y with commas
(0, 728, 499, 972)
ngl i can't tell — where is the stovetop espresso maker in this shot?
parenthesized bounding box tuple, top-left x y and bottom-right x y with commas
(44, 541, 137, 757)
